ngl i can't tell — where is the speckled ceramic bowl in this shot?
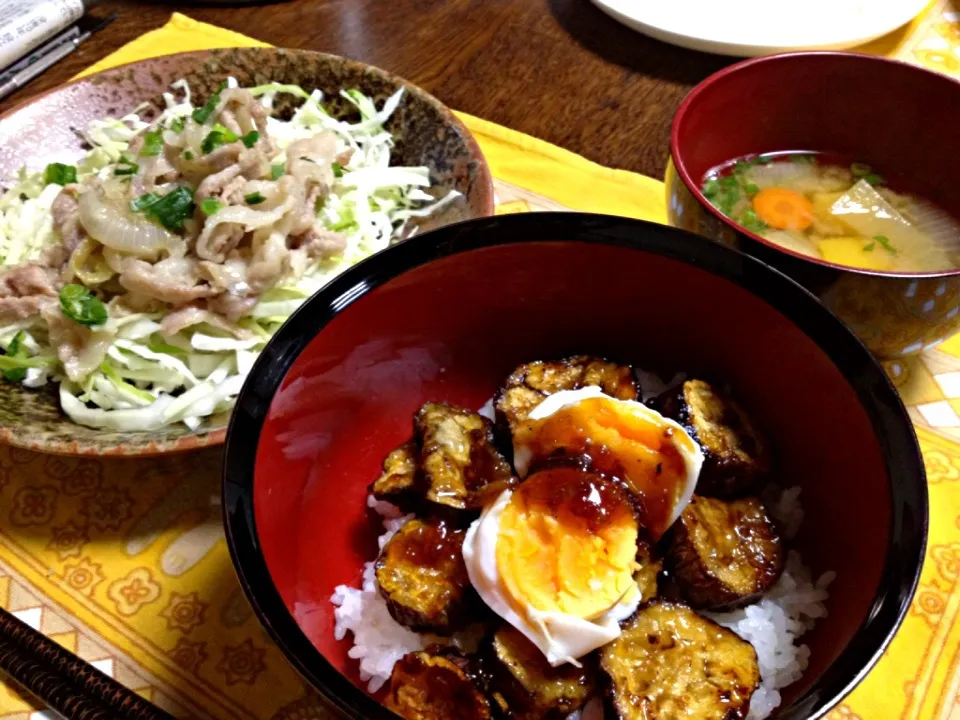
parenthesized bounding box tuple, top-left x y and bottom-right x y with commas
(0, 47, 493, 457)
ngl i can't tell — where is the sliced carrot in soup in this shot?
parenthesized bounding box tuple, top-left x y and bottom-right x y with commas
(752, 188, 814, 231)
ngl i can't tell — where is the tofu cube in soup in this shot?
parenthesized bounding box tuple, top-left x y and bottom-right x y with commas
(667, 495, 784, 610)
(375, 517, 473, 633)
(370, 440, 419, 506)
(415, 402, 515, 511)
(655, 379, 770, 497)
(495, 356, 638, 437)
(385, 648, 492, 720)
(482, 624, 596, 719)
(599, 601, 760, 720)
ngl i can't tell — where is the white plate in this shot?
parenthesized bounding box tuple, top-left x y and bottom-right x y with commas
(590, 0, 929, 57)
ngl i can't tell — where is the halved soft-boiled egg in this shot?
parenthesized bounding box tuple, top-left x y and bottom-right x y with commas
(463, 467, 644, 666)
(512, 386, 703, 539)
(461, 387, 704, 665)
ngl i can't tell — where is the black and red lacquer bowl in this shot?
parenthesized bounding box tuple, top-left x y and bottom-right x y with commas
(222, 213, 926, 719)
(667, 52, 960, 359)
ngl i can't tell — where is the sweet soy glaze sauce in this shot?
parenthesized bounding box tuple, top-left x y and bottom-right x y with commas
(513, 466, 637, 535)
(514, 397, 691, 538)
(700, 150, 960, 273)
(390, 520, 467, 578)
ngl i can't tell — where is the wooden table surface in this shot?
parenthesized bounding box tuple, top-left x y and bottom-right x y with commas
(0, 0, 735, 179)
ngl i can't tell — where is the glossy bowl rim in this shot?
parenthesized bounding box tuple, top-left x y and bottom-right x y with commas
(222, 211, 927, 720)
(670, 50, 960, 279)
(0, 46, 494, 457)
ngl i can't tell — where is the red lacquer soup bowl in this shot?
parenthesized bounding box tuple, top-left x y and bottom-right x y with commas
(668, 52, 960, 360)
(222, 213, 926, 719)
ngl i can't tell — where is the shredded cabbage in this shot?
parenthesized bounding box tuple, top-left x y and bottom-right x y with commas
(0, 78, 461, 431)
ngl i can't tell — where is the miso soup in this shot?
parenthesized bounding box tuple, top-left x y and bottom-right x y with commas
(701, 152, 960, 273)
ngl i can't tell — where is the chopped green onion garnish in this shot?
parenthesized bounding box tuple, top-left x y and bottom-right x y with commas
(3, 331, 28, 382)
(741, 209, 767, 234)
(240, 130, 260, 148)
(192, 82, 226, 124)
(744, 183, 759, 195)
(851, 162, 871, 177)
(718, 176, 738, 189)
(701, 179, 719, 198)
(130, 186, 195, 231)
(183, 150, 195, 161)
(863, 242, 876, 252)
(43, 163, 77, 186)
(244, 192, 266, 205)
(169, 117, 186, 133)
(270, 163, 285, 180)
(59, 285, 108, 327)
(129, 192, 158, 212)
(332, 162, 344, 178)
(140, 130, 164, 157)
(718, 199, 736, 216)
(201, 124, 239, 154)
(757, 155, 773, 165)
(7, 332, 25, 357)
(874, 235, 897, 254)
(864, 173, 885, 186)
(114, 156, 139, 176)
(200, 197, 224, 216)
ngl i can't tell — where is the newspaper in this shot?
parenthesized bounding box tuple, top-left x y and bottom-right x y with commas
(0, 0, 85, 71)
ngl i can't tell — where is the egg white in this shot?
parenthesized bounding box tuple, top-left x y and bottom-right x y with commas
(462, 488, 642, 667)
(512, 386, 703, 533)
(463, 386, 705, 666)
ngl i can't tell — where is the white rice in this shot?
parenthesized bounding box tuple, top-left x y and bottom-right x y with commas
(332, 487, 832, 718)
(330, 509, 422, 692)
(707, 550, 834, 719)
(477, 396, 496, 421)
(331, 498, 486, 692)
(706, 486, 835, 720)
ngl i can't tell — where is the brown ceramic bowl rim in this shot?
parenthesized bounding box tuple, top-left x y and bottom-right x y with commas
(0, 47, 493, 457)
(0, 425, 226, 458)
(670, 50, 960, 280)
(0, 47, 494, 210)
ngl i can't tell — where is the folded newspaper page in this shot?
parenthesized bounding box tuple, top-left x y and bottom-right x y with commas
(0, 0, 85, 71)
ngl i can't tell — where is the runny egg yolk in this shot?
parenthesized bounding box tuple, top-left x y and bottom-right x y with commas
(495, 467, 639, 621)
(513, 389, 702, 539)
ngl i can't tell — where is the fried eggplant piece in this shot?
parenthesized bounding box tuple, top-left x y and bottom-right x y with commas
(599, 601, 759, 720)
(370, 440, 419, 506)
(415, 402, 516, 511)
(482, 624, 595, 719)
(655, 379, 770, 496)
(668, 495, 783, 610)
(634, 538, 662, 603)
(496, 356, 638, 437)
(375, 517, 472, 633)
(385, 648, 493, 720)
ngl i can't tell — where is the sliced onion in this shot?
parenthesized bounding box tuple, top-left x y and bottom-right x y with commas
(78, 188, 184, 261)
(195, 179, 299, 261)
(67, 237, 115, 286)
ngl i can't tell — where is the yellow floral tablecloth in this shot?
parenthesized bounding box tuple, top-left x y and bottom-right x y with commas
(3, 3, 960, 718)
